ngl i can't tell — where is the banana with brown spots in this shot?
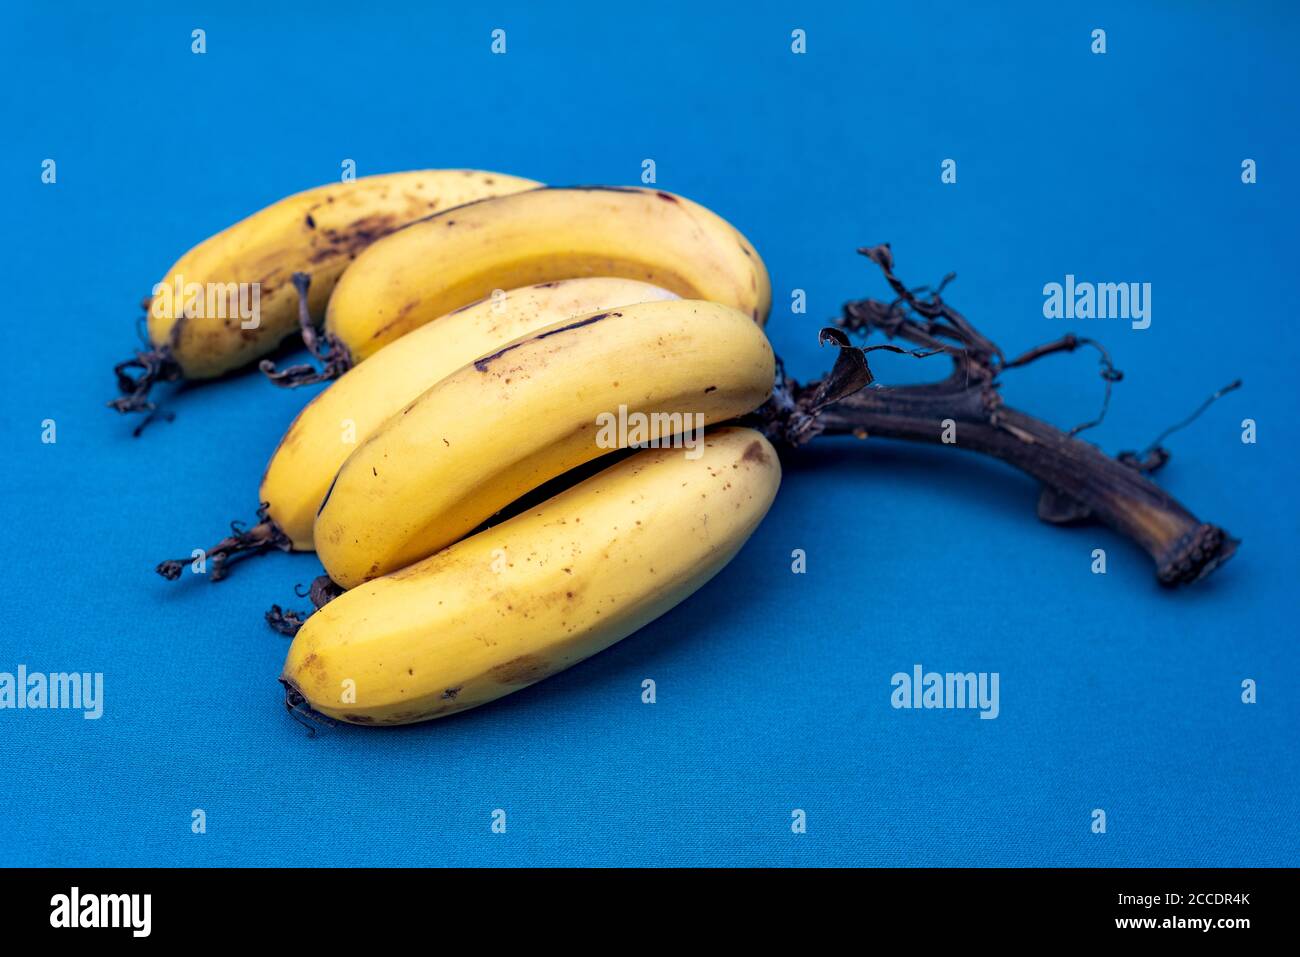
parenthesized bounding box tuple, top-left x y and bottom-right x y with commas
(282, 427, 780, 725)
(323, 186, 771, 365)
(156, 278, 677, 580)
(110, 169, 539, 417)
(313, 299, 775, 588)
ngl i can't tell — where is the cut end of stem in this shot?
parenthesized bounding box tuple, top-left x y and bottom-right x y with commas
(1156, 524, 1240, 587)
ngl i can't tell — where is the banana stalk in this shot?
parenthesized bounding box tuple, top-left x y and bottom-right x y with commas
(757, 245, 1239, 586)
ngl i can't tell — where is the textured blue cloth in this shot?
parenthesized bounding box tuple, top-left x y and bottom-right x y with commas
(1, 1, 1296, 866)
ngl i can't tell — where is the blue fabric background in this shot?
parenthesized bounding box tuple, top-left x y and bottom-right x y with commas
(1, 1, 1296, 866)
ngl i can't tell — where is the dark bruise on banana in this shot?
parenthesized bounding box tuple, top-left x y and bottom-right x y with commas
(163, 183, 506, 375)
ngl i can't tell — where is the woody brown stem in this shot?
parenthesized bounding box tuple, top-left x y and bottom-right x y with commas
(759, 244, 1239, 587)
(808, 381, 1236, 584)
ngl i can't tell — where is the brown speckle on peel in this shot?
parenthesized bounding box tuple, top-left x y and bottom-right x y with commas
(306, 213, 400, 264)
(742, 440, 768, 465)
(489, 654, 557, 685)
(656, 191, 677, 203)
(441, 686, 461, 700)
(392, 703, 455, 722)
(343, 714, 376, 724)
(305, 214, 316, 229)
(704, 385, 717, 393)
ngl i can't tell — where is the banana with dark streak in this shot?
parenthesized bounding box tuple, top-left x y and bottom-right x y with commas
(283, 427, 781, 724)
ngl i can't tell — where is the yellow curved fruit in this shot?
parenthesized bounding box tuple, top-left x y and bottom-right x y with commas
(113, 170, 539, 410)
(283, 427, 781, 725)
(146, 170, 538, 378)
(314, 299, 775, 588)
(324, 186, 771, 363)
(261, 278, 678, 549)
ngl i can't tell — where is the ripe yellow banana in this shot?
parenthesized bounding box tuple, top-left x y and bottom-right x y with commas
(283, 427, 781, 725)
(264, 278, 678, 550)
(110, 169, 538, 415)
(314, 299, 776, 588)
(322, 186, 771, 365)
(156, 278, 676, 580)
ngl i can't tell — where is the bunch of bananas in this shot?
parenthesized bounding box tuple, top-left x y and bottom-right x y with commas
(138, 170, 782, 725)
